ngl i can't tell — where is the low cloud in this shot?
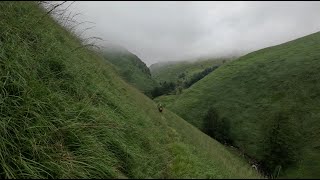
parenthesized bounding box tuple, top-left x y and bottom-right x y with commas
(65, 1, 320, 65)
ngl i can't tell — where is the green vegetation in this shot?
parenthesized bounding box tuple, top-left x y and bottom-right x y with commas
(167, 31, 320, 178)
(184, 66, 219, 89)
(150, 60, 223, 98)
(102, 47, 158, 97)
(0, 2, 260, 178)
(260, 112, 299, 178)
(203, 107, 232, 145)
(153, 94, 179, 107)
(150, 58, 228, 84)
(150, 81, 176, 98)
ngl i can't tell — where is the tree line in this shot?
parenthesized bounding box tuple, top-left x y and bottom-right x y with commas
(150, 65, 219, 98)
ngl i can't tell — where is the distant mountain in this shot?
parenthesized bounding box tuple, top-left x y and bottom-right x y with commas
(150, 58, 230, 84)
(102, 45, 158, 96)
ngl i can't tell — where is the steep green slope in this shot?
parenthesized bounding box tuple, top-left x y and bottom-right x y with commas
(151, 59, 227, 105)
(0, 2, 260, 179)
(150, 58, 228, 84)
(168, 31, 320, 178)
(102, 47, 158, 96)
(154, 94, 180, 107)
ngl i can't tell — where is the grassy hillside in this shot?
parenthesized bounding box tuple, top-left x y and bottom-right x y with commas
(149, 59, 229, 98)
(150, 58, 228, 84)
(154, 94, 180, 108)
(0, 2, 260, 178)
(168, 31, 320, 178)
(102, 47, 158, 96)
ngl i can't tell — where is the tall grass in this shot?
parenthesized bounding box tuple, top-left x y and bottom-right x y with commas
(0, 2, 260, 178)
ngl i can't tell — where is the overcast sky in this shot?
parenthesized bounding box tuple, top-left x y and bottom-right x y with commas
(63, 1, 320, 66)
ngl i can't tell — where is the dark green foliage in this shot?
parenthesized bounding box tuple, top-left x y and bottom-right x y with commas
(203, 107, 232, 145)
(151, 81, 176, 98)
(178, 72, 186, 79)
(150, 58, 229, 84)
(260, 112, 299, 178)
(150, 60, 223, 97)
(203, 107, 218, 138)
(184, 66, 218, 88)
(151, 66, 219, 98)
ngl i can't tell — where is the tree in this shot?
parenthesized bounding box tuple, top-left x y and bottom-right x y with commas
(150, 81, 176, 98)
(219, 117, 232, 145)
(260, 112, 299, 178)
(178, 72, 186, 79)
(203, 107, 231, 144)
(203, 107, 218, 138)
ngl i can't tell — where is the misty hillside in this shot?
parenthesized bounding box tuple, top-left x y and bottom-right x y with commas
(150, 58, 229, 84)
(0, 2, 260, 178)
(102, 46, 158, 96)
(165, 31, 320, 178)
(148, 58, 230, 99)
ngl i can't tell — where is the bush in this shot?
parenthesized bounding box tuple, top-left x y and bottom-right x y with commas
(260, 112, 299, 178)
(203, 107, 232, 145)
(150, 81, 176, 98)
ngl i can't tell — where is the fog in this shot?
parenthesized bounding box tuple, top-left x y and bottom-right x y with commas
(62, 1, 320, 66)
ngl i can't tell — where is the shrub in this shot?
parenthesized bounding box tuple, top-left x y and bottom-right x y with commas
(150, 81, 176, 98)
(203, 107, 232, 145)
(260, 112, 299, 178)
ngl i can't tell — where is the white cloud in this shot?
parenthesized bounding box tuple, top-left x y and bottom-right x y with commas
(63, 1, 320, 65)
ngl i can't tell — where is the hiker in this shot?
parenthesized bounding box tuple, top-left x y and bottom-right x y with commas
(158, 103, 163, 112)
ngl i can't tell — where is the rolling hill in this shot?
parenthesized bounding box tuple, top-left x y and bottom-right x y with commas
(149, 58, 230, 98)
(167, 31, 320, 178)
(102, 46, 158, 96)
(150, 58, 229, 84)
(0, 2, 260, 179)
